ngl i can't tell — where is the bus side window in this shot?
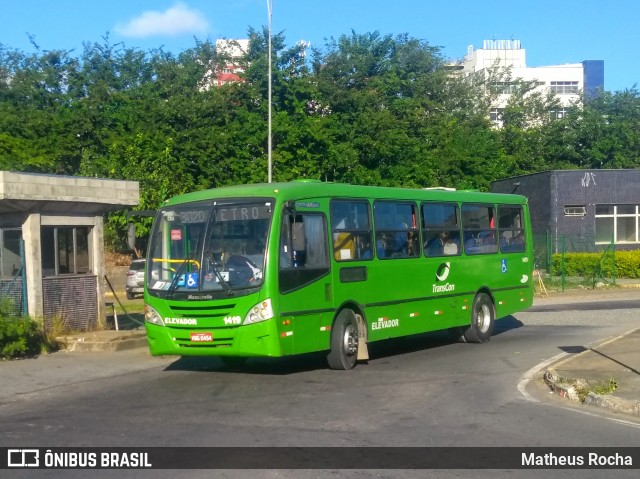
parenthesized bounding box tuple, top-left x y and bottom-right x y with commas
(422, 202, 460, 258)
(280, 214, 307, 268)
(374, 201, 419, 259)
(330, 200, 372, 261)
(279, 213, 330, 293)
(291, 221, 307, 267)
(498, 206, 526, 253)
(462, 204, 497, 255)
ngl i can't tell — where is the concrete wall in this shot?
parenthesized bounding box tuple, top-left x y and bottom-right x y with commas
(492, 169, 640, 251)
(0, 171, 138, 209)
(105, 266, 129, 294)
(491, 171, 553, 237)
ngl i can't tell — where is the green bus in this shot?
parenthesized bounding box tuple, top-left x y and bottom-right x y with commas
(143, 180, 533, 369)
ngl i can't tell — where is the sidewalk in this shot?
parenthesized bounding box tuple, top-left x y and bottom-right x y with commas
(531, 286, 640, 418)
(542, 328, 640, 417)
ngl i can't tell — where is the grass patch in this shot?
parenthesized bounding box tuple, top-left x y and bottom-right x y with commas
(540, 274, 605, 292)
(559, 376, 618, 403)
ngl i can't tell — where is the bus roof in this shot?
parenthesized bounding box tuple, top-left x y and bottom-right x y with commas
(161, 180, 528, 207)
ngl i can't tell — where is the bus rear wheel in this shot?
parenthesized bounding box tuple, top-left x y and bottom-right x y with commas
(462, 292, 495, 343)
(327, 309, 359, 370)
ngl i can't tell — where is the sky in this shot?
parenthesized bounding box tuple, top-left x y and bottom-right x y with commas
(2, 0, 639, 92)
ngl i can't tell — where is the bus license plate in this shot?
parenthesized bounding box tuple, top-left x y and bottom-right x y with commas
(190, 332, 213, 342)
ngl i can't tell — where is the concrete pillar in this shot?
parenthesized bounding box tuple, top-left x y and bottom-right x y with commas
(22, 213, 43, 319)
(92, 216, 106, 328)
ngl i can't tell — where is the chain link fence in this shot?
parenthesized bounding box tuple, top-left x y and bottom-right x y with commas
(0, 239, 28, 316)
(532, 232, 617, 292)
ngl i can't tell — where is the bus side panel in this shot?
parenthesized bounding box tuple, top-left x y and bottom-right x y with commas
(333, 257, 475, 343)
(493, 203, 535, 316)
(276, 277, 333, 356)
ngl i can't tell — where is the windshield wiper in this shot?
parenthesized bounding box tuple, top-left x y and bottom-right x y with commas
(167, 256, 198, 297)
(206, 257, 234, 296)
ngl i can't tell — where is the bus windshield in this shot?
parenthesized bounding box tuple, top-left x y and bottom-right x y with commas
(146, 199, 272, 296)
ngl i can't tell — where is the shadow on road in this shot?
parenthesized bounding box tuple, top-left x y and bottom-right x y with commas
(164, 315, 523, 375)
(164, 353, 332, 375)
(493, 315, 524, 335)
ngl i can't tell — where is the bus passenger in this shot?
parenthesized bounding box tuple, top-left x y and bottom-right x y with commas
(359, 236, 373, 259)
(464, 233, 478, 254)
(442, 232, 458, 255)
(424, 235, 443, 256)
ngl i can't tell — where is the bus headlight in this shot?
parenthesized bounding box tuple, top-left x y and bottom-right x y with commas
(144, 304, 165, 326)
(243, 298, 274, 325)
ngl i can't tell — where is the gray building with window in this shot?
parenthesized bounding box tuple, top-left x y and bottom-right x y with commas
(0, 171, 139, 330)
(491, 169, 640, 252)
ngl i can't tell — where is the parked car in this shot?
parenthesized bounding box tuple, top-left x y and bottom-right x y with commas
(125, 258, 146, 299)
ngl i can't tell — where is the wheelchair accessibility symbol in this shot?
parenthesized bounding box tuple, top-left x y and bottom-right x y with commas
(501, 259, 508, 273)
(186, 272, 199, 288)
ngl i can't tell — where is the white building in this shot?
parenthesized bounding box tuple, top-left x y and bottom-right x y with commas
(200, 39, 250, 89)
(459, 39, 604, 124)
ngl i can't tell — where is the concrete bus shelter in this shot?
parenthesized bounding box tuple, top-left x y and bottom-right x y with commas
(0, 171, 139, 330)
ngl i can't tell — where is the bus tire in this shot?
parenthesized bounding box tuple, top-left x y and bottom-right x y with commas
(463, 293, 495, 343)
(447, 326, 466, 343)
(327, 309, 359, 370)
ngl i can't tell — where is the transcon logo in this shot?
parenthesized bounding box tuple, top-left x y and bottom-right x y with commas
(435, 262, 450, 282)
(432, 283, 455, 293)
(433, 262, 455, 294)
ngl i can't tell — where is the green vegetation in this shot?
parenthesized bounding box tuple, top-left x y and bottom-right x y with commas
(551, 250, 640, 278)
(575, 378, 618, 403)
(0, 300, 41, 359)
(1, 32, 640, 252)
(552, 374, 618, 403)
(592, 378, 619, 396)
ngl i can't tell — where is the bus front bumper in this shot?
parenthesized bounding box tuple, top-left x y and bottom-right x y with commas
(145, 320, 281, 358)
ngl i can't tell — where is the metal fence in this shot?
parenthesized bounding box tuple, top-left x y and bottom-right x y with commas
(533, 232, 617, 291)
(0, 240, 27, 316)
(42, 275, 98, 332)
(0, 275, 25, 316)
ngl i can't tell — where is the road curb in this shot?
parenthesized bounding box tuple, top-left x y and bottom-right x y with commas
(543, 369, 580, 401)
(583, 391, 640, 416)
(543, 369, 640, 417)
(56, 332, 148, 352)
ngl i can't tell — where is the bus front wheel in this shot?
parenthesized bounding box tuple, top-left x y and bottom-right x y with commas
(462, 293, 495, 343)
(327, 309, 359, 370)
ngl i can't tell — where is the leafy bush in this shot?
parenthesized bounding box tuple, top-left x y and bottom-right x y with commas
(550, 250, 640, 278)
(0, 300, 42, 359)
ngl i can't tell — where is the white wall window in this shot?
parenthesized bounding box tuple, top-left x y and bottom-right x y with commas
(491, 82, 519, 94)
(550, 81, 579, 94)
(489, 108, 504, 123)
(563, 205, 586, 216)
(595, 205, 639, 244)
(550, 107, 572, 120)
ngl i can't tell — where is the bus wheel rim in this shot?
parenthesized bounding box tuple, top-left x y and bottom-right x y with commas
(475, 304, 491, 333)
(343, 324, 358, 356)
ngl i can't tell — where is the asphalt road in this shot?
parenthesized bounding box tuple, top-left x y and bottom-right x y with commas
(1, 297, 640, 478)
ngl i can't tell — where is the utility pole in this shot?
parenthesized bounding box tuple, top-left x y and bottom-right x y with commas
(267, 0, 273, 183)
